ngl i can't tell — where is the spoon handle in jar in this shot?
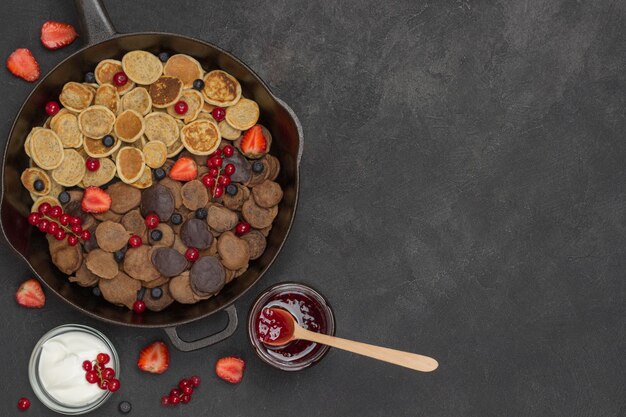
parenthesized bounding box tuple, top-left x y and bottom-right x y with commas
(292, 326, 439, 372)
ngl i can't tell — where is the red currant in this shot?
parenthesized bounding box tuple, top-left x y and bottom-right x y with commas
(46, 221, 58, 234)
(174, 100, 188, 115)
(190, 375, 201, 387)
(102, 367, 115, 379)
(170, 388, 181, 397)
(38, 219, 49, 232)
(212, 156, 223, 167)
(211, 106, 225, 121)
(223, 163, 236, 176)
(38, 202, 51, 214)
(108, 378, 121, 392)
(145, 213, 160, 229)
(113, 71, 128, 86)
(45, 101, 60, 116)
(27, 212, 40, 225)
(71, 224, 83, 234)
(213, 185, 224, 198)
(81, 230, 91, 241)
(178, 379, 190, 388)
(133, 300, 146, 314)
(85, 370, 99, 384)
(48, 205, 62, 218)
(206, 177, 216, 189)
(70, 216, 82, 226)
(98, 379, 109, 390)
(68, 235, 79, 246)
(97, 352, 110, 365)
(235, 221, 251, 236)
(222, 144, 234, 157)
(182, 385, 193, 395)
(208, 167, 219, 177)
(128, 235, 142, 247)
(59, 213, 71, 226)
(169, 395, 181, 405)
(185, 247, 199, 262)
(17, 397, 30, 411)
(54, 229, 66, 241)
(82, 360, 92, 371)
(86, 158, 100, 172)
(201, 174, 214, 188)
(218, 175, 231, 186)
(213, 148, 222, 157)
(160, 395, 170, 406)
(181, 394, 191, 404)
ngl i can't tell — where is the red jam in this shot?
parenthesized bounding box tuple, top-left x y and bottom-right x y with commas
(254, 291, 328, 363)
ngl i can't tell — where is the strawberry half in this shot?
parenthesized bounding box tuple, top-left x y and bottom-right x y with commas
(240, 125, 267, 159)
(40, 21, 78, 50)
(137, 341, 169, 374)
(81, 186, 111, 213)
(215, 356, 245, 384)
(6, 48, 40, 82)
(16, 279, 45, 308)
(168, 157, 198, 181)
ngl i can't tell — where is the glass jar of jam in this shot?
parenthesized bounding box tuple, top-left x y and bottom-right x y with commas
(247, 282, 335, 371)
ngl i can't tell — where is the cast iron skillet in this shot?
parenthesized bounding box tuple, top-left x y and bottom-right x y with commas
(0, 0, 303, 351)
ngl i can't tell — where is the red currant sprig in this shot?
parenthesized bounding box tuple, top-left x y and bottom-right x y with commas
(203, 146, 236, 199)
(160, 376, 201, 407)
(28, 203, 90, 245)
(83, 353, 120, 392)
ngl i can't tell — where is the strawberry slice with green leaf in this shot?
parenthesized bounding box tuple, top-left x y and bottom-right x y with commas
(81, 186, 111, 213)
(168, 157, 197, 181)
(40, 21, 78, 50)
(240, 125, 267, 159)
(215, 356, 245, 384)
(6, 48, 40, 82)
(16, 279, 45, 308)
(137, 341, 169, 374)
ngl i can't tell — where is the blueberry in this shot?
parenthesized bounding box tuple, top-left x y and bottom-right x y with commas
(137, 287, 146, 301)
(113, 250, 125, 263)
(150, 229, 163, 241)
(92, 286, 101, 297)
(252, 161, 264, 173)
(58, 191, 70, 204)
(192, 79, 205, 91)
(170, 213, 183, 225)
(118, 401, 132, 414)
(84, 72, 96, 84)
(102, 135, 115, 147)
(158, 52, 170, 62)
(195, 208, 208, 219)
(154, 168, 166, 180)
(33, 179, 45, 192)
(226, 184, 238, 196)
(150, 287, 163, 300)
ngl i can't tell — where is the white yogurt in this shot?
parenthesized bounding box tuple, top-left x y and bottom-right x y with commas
(37, 330, 114, 407)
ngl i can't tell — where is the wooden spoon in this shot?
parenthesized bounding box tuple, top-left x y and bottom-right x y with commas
(261, 307, 439, 372)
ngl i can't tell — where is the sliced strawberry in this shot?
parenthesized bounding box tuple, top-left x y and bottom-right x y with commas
(168, 157, 198, 181)
(6, 48, 40, 82)
(40, 21, 78, 50)
(137, 341, 169, 374)
(215, 356, 245, 384)
(240, 125, 267, 159)
(15, 279, 45, 308)
(81, 186, 111, 213)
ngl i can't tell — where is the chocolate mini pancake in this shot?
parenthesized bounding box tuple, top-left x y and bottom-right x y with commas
(223, 150, 251, 183)
(51, 112, 83, 148)
(48, 234, 83, 275)
(217, 231, 250, 270)
(116, 147, 145, 184)
(78, 105, 116, 139)
(21, 167, 51, 196)
(252, 180, 283, 208)
(94, 84, 121, 114)
(149, 76, 183, 108)
(30, 128, 64, 170)
(207, 204, 238, 233)
(123, 245, 161, 282)
(144, 284, 174, 312)
(218, 120, 241, 140)
(260, 225, 272, 237)
(266, 154, 281, 181)
(121, 209, 147, 237)
(172, 235, 188, 255)
(224, 98, 260, 131)
(99, 272, 141, 310)
(121, 86, 152, 115)
(59, 81, 94, 112)
(121, 50, 163, 85)
(180, 180, 208, 210)
(130, 165, 153, 189)
(81, 157, 116, 187)
(51, 149, 85, 187)
(69, 262, 100, 287)
(167, 89, 203, 123)
(142, 275, 169, 289)
(107, 182, 141, 214)
(149, 223, 175, 247)
(86, 249, 118, 279)
(144, 112, 179, 146)
(151, 247, 188, 277)
(83, 134, 120, 158)
(180, 218, 213, 249)
(169, 272, 198, 304)
(93, 210, 122, 222)
(242, 198, 278, 229)
(190, 256, 225, 296)
(245, 159, 270, 187)
(95, 221, 130, 252)
(114, 110, 144, 143)
(159, 177, 183, 208)
(163, 54, 203, 89)
(198, 235, 218, 257)
(202, 70, 241, 107)
(95, 59, 135, 95)
(241, 230, 267, 260)
(140, 184, 175, 221)
(222, 184, 250, 211)
(180, 119, 221, 156)
(142, 140, 167, 169)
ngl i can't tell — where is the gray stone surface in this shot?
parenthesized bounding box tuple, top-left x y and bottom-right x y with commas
(0, 0, 624, 416)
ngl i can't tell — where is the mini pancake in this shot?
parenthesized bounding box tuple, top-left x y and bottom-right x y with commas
(142, 140, 167, 168)
(224, 98, 260, 130)
(252, 180, 283, 208)
(149, 76, 183, 108)
(78, 105, 116, 139)
(166, 139, 185, 157)
(202, 70, 241, 107)
(169, 271, 198, 304)
(107, 182, 141, 214)
(130, 166, 153, 189)
(59, 82, 95, 112)
(50, 109, 71, 131)
(86, 249, 119, 279)
(159, 177, 183, 208)
(207, 204, 238, 233)
(218, 120, 242, 140)
(121, 209, 147, 238)
(121, 50, 163, 85)
(115, 147, 145, 184)
(114, 109, 145, 143)
(144, 285, 174, 312)
(123, 245, 161, 282)
(24, 127, 40, 157)
(241, 198, 278, 229)
(94, 84, 121, 114)
(266, 154, 280, 180)
(81, 157, 116, 187)
(29, 128, 64, 170)
(51, 112, 83, 148)
(217, 231, 250, 270)
(142, 275, 169, 289)
(121, 86, 152, 115)
(95, 221, 130, 252)
(190, 256, 225, 296)
(180, 180, 208, 210)
(49, 235, 83, 275)
(69, 262, 100, 287)
(202, 102, 215, 113)
(148, 223, 175, 247)
(94, 59, 135, 95)
(222, 184, 250, 211)
(99, 272, 141, 309)
(223, 150, 251, 183)
(51, 149, 86, 186)
(180, 119, 221, 155)
(241, 230, 267, 260)
(151, 247, 188, 277)
(167, 89, 203, 123)
(93, 210, 122, 223)
(140, 184, 175, 221)
(163, 54, 203, 89)
(144, 112, 179, 146)
(21, 168, 51, 196)
(83, 134, 121, 158)
(180, 218, 213, 249)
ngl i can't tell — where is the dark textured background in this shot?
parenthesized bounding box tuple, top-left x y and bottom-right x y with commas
(1, 0, 625, 416)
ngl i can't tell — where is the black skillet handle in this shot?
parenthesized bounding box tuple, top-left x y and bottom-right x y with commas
(164, 305, 238, 352)
(75, 0, 117, 45)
